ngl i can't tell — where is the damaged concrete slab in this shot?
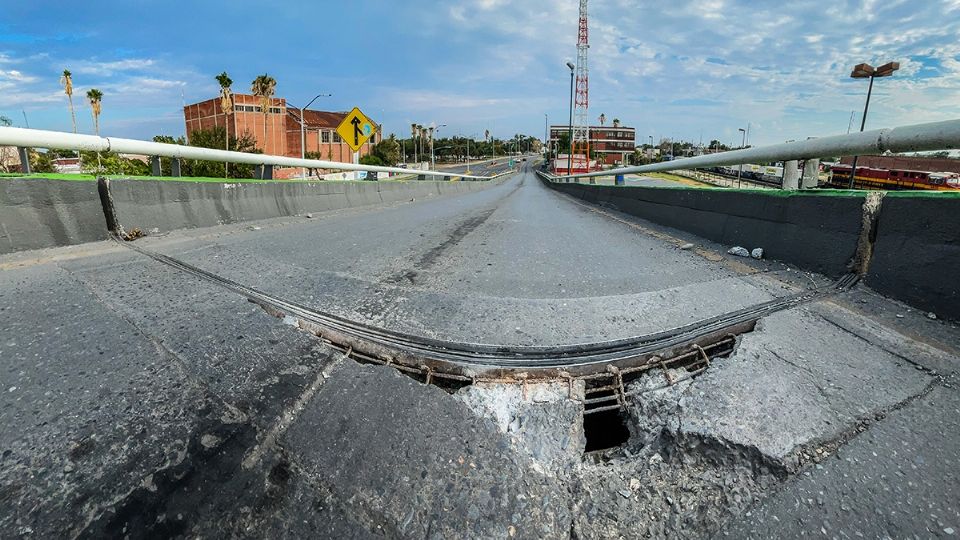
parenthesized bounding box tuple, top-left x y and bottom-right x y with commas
(720, 384, 960, 538)
(671, 302, 936, 472)
(282, 361, 574, 539)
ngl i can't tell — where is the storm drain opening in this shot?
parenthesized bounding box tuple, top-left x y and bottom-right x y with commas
(584, 408, 631, 452)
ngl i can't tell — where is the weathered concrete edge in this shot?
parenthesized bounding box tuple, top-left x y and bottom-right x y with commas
(0, 178, 108, 255)
(538, 172, 959, 320)
(540, 174, 865, 276)
(866, 195, 960, 320)
(0, 176, 508, 254)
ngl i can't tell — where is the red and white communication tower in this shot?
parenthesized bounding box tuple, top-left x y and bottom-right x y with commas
(572, 0, 590, 169)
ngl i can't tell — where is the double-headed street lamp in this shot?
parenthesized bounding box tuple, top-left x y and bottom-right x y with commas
(847, 61, 899, 188)
(566, 61, 575, 175)
(294, 93, 332, 178)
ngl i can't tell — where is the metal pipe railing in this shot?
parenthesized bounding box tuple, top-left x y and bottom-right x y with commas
(0, 126, 492, 180)
(559, 119, 960, 180)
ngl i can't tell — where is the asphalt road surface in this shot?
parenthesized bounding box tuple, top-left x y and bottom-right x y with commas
(1, 166, 957, 538)
(118, 163, 799, 345)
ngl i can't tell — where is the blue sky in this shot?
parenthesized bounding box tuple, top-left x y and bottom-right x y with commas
(2, 0, 959, 146)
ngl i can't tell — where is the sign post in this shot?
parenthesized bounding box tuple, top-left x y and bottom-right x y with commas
(336, 106, 376, 179)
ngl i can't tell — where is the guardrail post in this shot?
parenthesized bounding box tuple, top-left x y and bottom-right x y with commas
(171, 157, 182, 177)
(17, 147, 30, 174)
(801, 159, 820, 189)
(254, 164, 273, 180)
(150, 156, 161, 177)
(782, 160, 799, 190)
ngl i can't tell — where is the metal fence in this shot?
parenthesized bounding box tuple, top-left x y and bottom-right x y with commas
(556, 119, 960, 183)
(0, 126, 493, 181)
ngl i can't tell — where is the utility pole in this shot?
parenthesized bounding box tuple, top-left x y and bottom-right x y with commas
(737, 127, 746, 188)
(295, 93, 331, 178)
(566, 61, 575, 175)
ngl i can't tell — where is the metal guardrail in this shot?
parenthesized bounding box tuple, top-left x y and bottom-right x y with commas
(558, 119, 960, 180)
(0, 126, 492, 181)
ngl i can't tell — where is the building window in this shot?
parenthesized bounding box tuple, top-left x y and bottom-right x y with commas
(333, 132, 342, 143)
(322, 130, 330, 143)
(269, 107, 283, 114)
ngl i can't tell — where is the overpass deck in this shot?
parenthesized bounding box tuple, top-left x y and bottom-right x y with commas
(1, 167, 957, 538)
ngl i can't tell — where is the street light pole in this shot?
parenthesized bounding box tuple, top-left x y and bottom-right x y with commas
(847, 61, 899, 189)
(566, 61, 575, 176)
(737, 128, 746, 188)
(544, 113, 548, 158)
(430, 123, 447, 174)
(296, 93, 332, 178)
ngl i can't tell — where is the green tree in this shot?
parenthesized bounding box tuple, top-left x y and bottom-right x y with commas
(30, 150, 56, 173)
(358, 154, 384, 166)
(250, 74, 277, 151)
(555, 132, 571, 157)
(372, 134, 401, 165)
(145, 129, 261, 178)
(79, 151, 150, 175)
(60, 69, 77, 133)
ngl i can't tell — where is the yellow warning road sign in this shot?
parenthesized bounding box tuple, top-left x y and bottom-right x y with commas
(336, 107, 377, 152)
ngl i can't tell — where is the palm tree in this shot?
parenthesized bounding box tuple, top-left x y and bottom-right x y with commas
(216, 72, 234, 176)
(410, 123, 417, 163)
(599, 113, 606, 126)
(416, 124, 425, 164)
(86, 88, 103, 135)
(250, 74, 277, 152)
(417, 124, 427, 159)
(60, 70, 77, 133)
(86, 88, 103, 170)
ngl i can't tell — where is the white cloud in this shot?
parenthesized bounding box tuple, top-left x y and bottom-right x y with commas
(71, 58, 156, 76)
(431, 0, 960, 144)
(389, 89, 510, 110)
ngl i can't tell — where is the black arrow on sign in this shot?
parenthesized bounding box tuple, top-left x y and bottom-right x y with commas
(351, 116, 362, 146)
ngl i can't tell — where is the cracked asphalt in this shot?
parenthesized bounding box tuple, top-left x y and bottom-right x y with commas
(1, 166, 958, 538)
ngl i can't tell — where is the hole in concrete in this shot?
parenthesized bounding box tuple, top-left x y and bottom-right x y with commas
(583, 408, 631, 452)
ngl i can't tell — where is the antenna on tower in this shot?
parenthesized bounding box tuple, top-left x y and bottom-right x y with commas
(572, 0, 589, 172)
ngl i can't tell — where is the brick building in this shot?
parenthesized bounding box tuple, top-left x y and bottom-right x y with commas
(184, 94, 380, 178)
(548, 123, 636, 167)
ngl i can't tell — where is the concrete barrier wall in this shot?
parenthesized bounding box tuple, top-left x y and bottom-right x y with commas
(0, 177, 505, 255)
(0, 178, 109, 254)
(546, 180, 866, 277)
(107, 179, 499, 234)
(867, 193, 960, 320)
